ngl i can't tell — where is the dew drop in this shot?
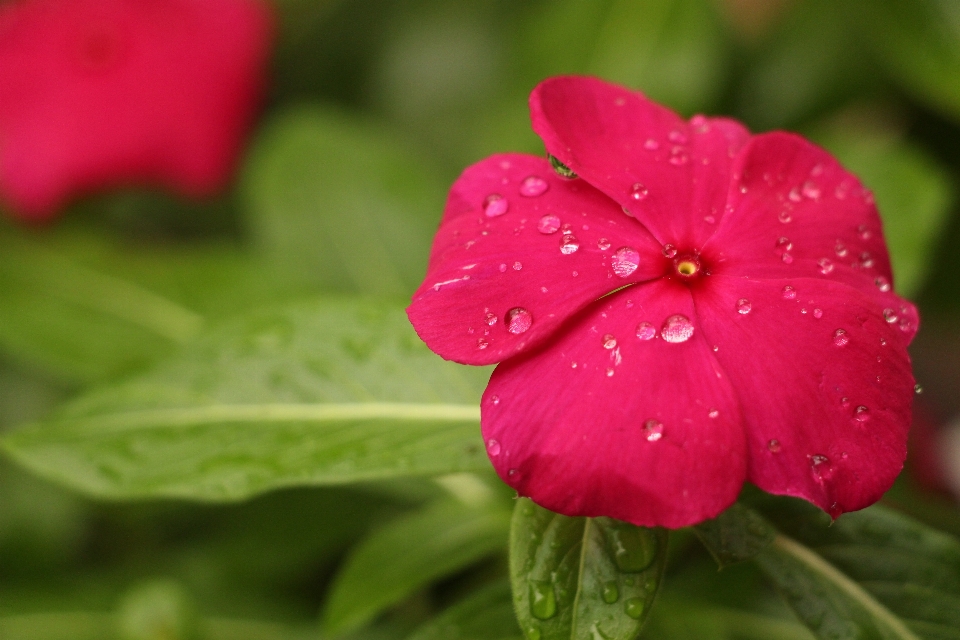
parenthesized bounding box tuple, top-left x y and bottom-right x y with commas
(778, 210, 793, 224)
(559, 234, 580, 254)
(513, 261, 523, 270)
(520, 176, 548, 197)
(611, 247, 641, 277)
(602, 334, 618, 349)
(499, 263, 507, 273)
(643, 419, 664, 442)
(782, 252, 794, 264)
(841, 397, 850, 408)
(605, 368, 615, 377)
(782, 285, 797, 300)
(624, 598, 645, 619)
(608, 525, 658, 571)
(835, 241, 848, 258)
(484, 194, 508, 217)
(644, 138, 659, 151)
(485, 312, 497, 326)
(875, 276, 891, 292)
(776, 236, 793, 251)
(477, 338, 489, 350)
(597, 237, 611, 250)
(506, 308, 533, 334)
(883, 308, 898, 323)
(818, 258, 835, 275)
(813, 308, 823, 319)
(704, 215, 716, 224)
(669, 130, 688, 144)
(487, 439, 501, 455)
(709, 408, 720, 419)
(915, 384, 923, 395)
(629, 183, 649, 201)
(661, 314, 694, 343)
(491, 395, 500, 405)
(857, 224, 871, 240)
(669, 147, 689, 166)
(833, 329, 849, 346)
(854, 405, 870, 423)
(601, 581, 620, 604)
(768, 439, 781, 453)
(636, 322, 656, 341)
(810, 454, 831, 477)
(537, 214, 561, 234)
(859, 251, 874, 268)
(529, 580, 557, 620)
(737, 298, 752, 315)
(802, 180, 821, 199)
(662, 244, 677, 258)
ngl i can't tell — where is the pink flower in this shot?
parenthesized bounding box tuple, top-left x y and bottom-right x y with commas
(0, 0, 273, 221)
(408, 76, 919, 528)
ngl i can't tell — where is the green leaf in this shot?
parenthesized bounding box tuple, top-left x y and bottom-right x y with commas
(509, 498, 668, 640)
(692, 503, 776, 568)
(0, 299, 491, 500)
(811, 125, 953, 297)
(243, 106, 445, 298)
(406, 580, 522, 640)
(752, 501, 960, 640)
(852, 0, 960, 123)
(322, 499, 511, 634)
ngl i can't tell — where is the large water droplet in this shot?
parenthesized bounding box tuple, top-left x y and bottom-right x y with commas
(487, 439, 501, 455)
(520, 176, 548, 197)
(602, 334, 618, 349)
(537, 214, 561, 234)
(608, 526, 658, 572)
(506, 308, 533, 334)
(661, 315, 694, 344)
(560, 234, 580, 254)
(818, 258, 835, 275)
(529, 580, 557, 620)
(833, 329, 849, 346)
(610, 247, 640, 277)
(662, 244, 677, 258)
(782, 285, 797, 300)
(737, 298, 752, 315)
(630, 183, 649, 201)
(643, 419, 664, 442)
(484, 194, 508, 217)
(635, 322, 656, 341)
(624, 598, 645, 620)
(601, 581, 619, 604)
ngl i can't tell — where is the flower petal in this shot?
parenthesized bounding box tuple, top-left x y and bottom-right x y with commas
(530, 76, 750, 247)
(708, 132, 907, 339)
(408, 153, 665, 365)
(481, 279, 746, 528)
(694, 275, 915, 517)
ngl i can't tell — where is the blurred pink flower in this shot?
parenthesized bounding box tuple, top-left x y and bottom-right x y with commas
(0, 0, 273, 220)
(408, 76, 918, 528)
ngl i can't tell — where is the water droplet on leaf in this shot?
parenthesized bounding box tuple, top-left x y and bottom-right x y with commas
(529, 580, 557, 620)
(601, 582, 619, 604)
(624, 598, 645, 619)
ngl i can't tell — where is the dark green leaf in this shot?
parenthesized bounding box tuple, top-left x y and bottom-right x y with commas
(323, 499, 511, 634)
(693, 503, 776, 568)
(406, 580, 522, 640)
(509, 498, 668, 640)
(0, 300, 491, 500)
(242, 107, 445, 298)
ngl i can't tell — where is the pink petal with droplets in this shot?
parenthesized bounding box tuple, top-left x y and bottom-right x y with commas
(529, 76, 750, 247)
(482, 280, 746, 528)
(694, 276, 914, 517)
(407, 153, 665, 365)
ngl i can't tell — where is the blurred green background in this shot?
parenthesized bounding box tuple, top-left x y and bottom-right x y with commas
(3, 0, 960, 638)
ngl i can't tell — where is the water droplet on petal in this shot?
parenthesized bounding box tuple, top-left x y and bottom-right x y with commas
(602, 334, 618, 349)
(859, 251, 874, 268)
(485, 312, 497, 326)
(778, 210, 792, 224)
(854, 405, 870, 423)
(782, 285, 797, 300)
(704, 215, 716, 224)
(835, 241, 848, 257)
(841, 396, 850, 408)
(782, 253, 794, 264)
(768, 439, 781, 453)
(630, 183, 649, 201)
(810, 454, 831, 478)
(858, 224, 871, 240)
(643, 420, 663, 442)
(597, 237, 611, 250)
(661, 315, 694, 343)
(605, 368, 615, 377)
(833, 329, 849, 346)
(802, 180, 821, 199)
(477, 338, 489, 349)
(643, 138, 659, 150)
(513, 261, 523, 270)
(484, 194, 508, 217)
(537, 214, 561, 234)
(560, 234, 580, 254)
(915, 384, 923, 394)
(611, 247, 640, 277)
(669, 130, 688, 144)
(813, 308, 822, 319)
(875, 276, 891, 292)
(520, 176, 548, 197)
(506, 308, 533, 334)
(818, 258, 835, 275)
(499, 263, 507, 273)
(883, 308, 898, 323)
(708, 408, 719, 419)
(487, 439, 501, 455)
(737, 298, 752, 315)
(669, 147, 689, 165)
(636, 322, 656, 340)
(662, 244, 677, 258)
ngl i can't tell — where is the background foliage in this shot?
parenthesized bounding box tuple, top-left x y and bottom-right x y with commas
(3, 1, 960, 639)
